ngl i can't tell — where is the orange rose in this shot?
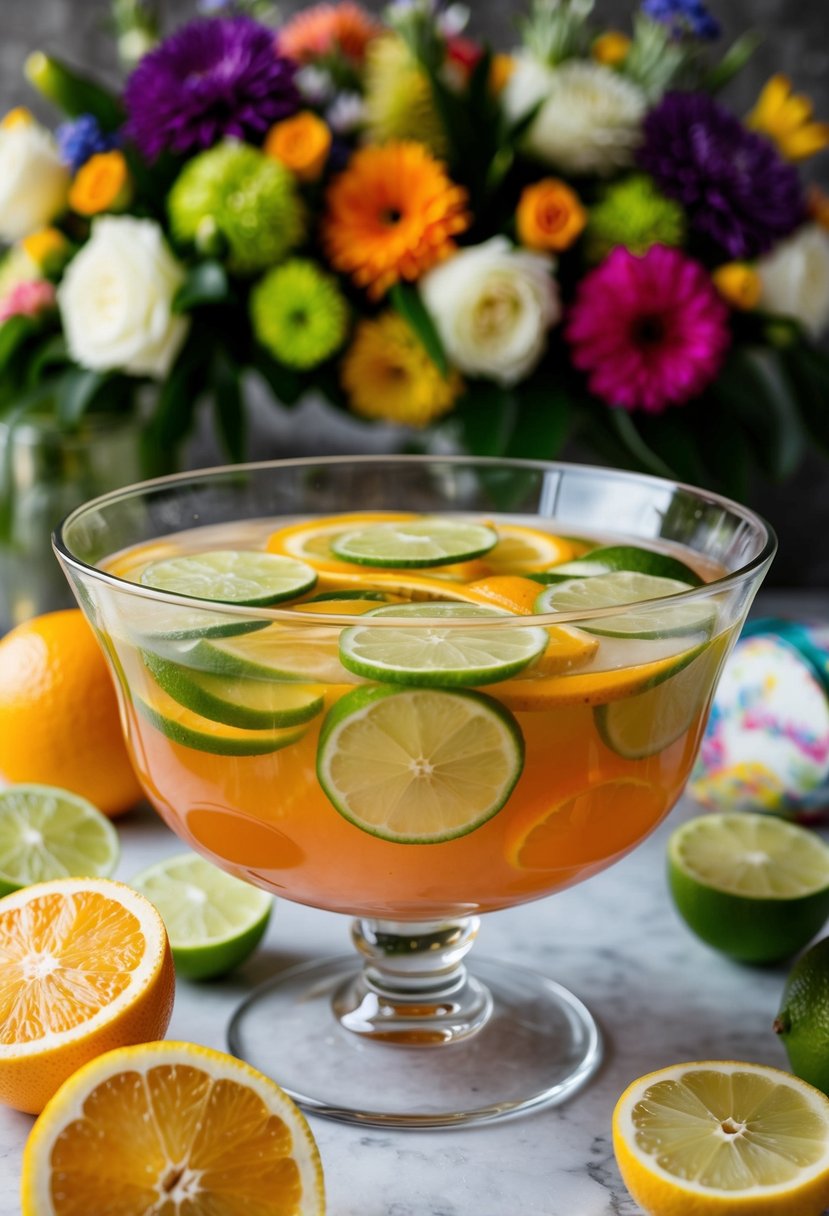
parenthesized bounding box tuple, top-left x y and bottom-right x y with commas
(264, 111, 332, 182)
(516, 179, 587, 253)
(68, 151, 132, 217)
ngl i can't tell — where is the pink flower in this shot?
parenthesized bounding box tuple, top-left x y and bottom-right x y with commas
(566, 245, 731, 415)
(0, 278, 56, 324)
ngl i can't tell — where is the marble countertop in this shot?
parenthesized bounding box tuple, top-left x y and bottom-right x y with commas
(1, 591, 826, 1215)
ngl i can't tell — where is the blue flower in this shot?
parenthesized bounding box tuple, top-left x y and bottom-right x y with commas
(641, 0, 721, 41)
(56, 115, 120, 173)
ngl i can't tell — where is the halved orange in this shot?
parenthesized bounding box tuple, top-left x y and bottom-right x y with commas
(21, 1040, 325, 1215)
(480, 521, 575, 573)
(0, 878, 174, 1114)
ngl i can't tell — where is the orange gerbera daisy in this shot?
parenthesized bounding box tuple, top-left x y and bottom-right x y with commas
(279, 2, 380, 65)
(323, 142, 470, 299)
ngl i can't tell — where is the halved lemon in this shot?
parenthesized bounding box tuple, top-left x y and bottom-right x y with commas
(613, 1060, 829, 1216)
(0, 877, 174, 1114)
(21, 1040, 325, 1215)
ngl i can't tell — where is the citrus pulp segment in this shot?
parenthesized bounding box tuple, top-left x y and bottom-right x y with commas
(535, 570, 715, 638)
(595, 638, 719, 758)
(21, 1041, 325, 1216)
(316, 685, 524, 842)
(667, 812, 829, 963)
(0, 786, 119, 895)
(612, 1061, 829, 1216)
(130, 852, 273, 979)
(141, 650, 326, 729)
(0, 877, 174, 1114)
(140, 550, 317, 605)
(136, 679, 309, 757)
(338, 602, 549, 687)
(330, 518, 499, 568)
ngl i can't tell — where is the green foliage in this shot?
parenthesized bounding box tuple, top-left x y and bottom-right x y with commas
(390, 283, 449, 378)
(24, 52, 123, 131)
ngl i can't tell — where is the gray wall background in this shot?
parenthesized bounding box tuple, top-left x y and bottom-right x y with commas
(1, 0, 828, 586)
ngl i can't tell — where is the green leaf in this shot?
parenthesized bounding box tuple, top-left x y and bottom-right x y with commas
(173, 261, 233, 314)
(24, 51, 124, 130)
(451, 382, 516, 457)
(606, 409, 677, 479)
(212, 351, 246, 464)
(0, 316, 39, 374)
(251, 349, 305, 407)
(56, 367, 109, 429)
(783, 344, 829, 456)
(141, 335, 208, 475)
(390, 282, 449, 377)
(26, 334, 70, 387)
(711, 347, 804, 481)
(505, 382, 574, 460)
(702, 31, 762, 94)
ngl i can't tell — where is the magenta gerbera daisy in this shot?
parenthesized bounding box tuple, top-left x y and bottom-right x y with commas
(566, 245, 731, 415)
(124, 16, 300, 161)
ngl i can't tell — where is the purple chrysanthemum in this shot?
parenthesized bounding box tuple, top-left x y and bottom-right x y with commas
(56, 115, 119, 173)
(641, 0, 720, 41)
(124, 16, 300, 161)
(638, 91, 806, 260)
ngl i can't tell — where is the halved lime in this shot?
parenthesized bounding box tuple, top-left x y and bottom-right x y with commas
(338, 602, 549, 687)
(188, 626, 362, 684)
(141, 651, 326, 730)
(130, 852, 273, 980)
(535, 571, 715, 638)
(330, 519, 498, 568)
(140, 550, 317, 606)
(595, 638, 723, 758)
(531, 545, 702, 586)
(136, 682, 308, 756)
(316, 685, 524, 842)
(668, 812, 829, 963)
(0, 785, 119, 895)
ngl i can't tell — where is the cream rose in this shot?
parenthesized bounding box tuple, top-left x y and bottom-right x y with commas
(758, 224, 829, 338)
(502, 57, 646, 177)
(419, 237, 560, 386)
(0, 116, 70, 242)
(58, 216, 190, 379)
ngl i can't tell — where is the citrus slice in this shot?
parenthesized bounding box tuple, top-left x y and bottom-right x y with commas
(465, 575, 547, 614)
(120, 599, 269, 643)
(0, 877, 174, 1114)
(130, 852, 273, 980)
(480, 522, 575, 574)
(508, 779, 665, 870)
(667, 812, 829, 963)
(612, 1060, 829, 1216)
(339, 602, 549, 687)
(267, 510, 417, 572)
(330, 518, 498, 568)
(316, 685, 524, 842)
(0, 785, 119, 896)
(136, 681, 309, 756)
(140, 550, 317, 606)
(535, 571, 716, 638)
(595, 638, 721, 758)
(141, 651, 325, 730)
(21, 1040, 325, 1216)
(531, 544, 703, 585)
(189, 624, 362, 684)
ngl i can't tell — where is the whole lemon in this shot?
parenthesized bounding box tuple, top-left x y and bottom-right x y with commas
(0, 610, 142, 817)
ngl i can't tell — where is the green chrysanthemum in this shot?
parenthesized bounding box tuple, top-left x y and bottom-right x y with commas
(586, 174, 686, 263)
(363, 35, 447, 156)
(169, 141, 305, 275)
(251, 259, 349, 370)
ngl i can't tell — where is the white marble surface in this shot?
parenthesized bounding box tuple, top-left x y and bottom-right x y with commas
(0, 789, 817, 1216)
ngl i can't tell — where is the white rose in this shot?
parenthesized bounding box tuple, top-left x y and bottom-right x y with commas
(758, 224, 829, 338)
(502, 57, 646, 176)
(58, 216, 190, 379)
(419, 237, 560, 386)
(0, 115, 69, 242)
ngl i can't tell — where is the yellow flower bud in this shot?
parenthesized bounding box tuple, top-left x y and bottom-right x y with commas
(592, 32, 631, 68)
(747, 74, 829, 162)
(21, 227, 70, 273)
(712, 263, 762, 312)
(68, 151, 133, 217)
(0, 107, 35, 131)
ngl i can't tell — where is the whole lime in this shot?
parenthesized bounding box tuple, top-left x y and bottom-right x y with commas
(775, 936, 829, 1095)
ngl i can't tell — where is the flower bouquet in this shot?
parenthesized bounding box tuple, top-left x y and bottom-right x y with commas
(1, 0, 828, 498)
